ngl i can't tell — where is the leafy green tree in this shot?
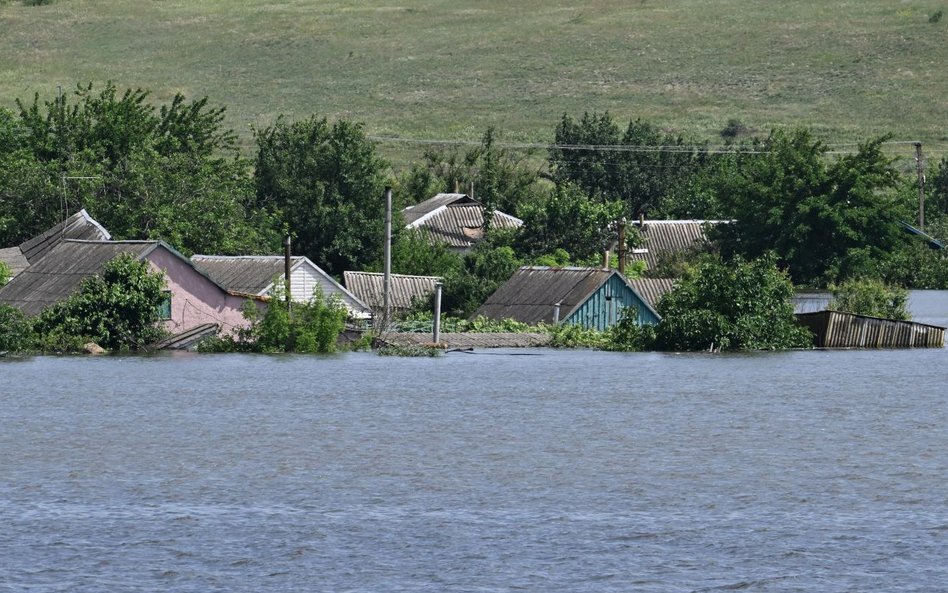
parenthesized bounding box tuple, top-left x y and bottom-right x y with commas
(710, 129, 913, 286)
(514, 183, 624, 262)
(652, 253, 813, 351)
(549, 112, 709, 218)
(30, 253, 168, 352)
(829, 277, 910, 320)
(440, 234, 522, 317)
(2, 83, 273, 255)
(389, 229, 463, 278)
(395, 127, 543, 216)
(0, 261, 10, 286)
(254, 116, 388, 276)
(0, 304, 32, 353)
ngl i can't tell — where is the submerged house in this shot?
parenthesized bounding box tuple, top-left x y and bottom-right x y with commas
(191, 255, 371, 319)
(403, 193, 523, 252)
(343, 271, 441, 318)
(0, 209, 111, 279)
(629, 219, 723, 276)
(474, 266, 661, 331)
(0, 240, 256, 337)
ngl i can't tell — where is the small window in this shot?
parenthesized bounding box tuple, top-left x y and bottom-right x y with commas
(158, 290, 172, 320)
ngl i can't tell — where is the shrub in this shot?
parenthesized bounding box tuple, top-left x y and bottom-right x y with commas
(829, 278, 910, 320)
(0, 304, 32, 352)
(0, 261, 10, 287)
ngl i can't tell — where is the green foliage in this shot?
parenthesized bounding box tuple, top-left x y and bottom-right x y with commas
(377, 344, 443, 357)
(30, 253, 168, 352)
(209, 286, 348, 353)
(550, 112, 710, 218)
(0, 261, 10, 286)
(930, 10, 943, 23)
(545, 323, 608, 349)
(439, 234, 522, 317)
(389, 229, 463, 278)
(652, 253, 813, 351)
(1, 83, 273, 255)
(829, 278, 910, 320)
(0, 304, 33, 352)
(254, 116, 387, 276)
(602, 309, 656, 352)
(394, 313, 534, 334)
(514, 183, 624, 262)
(395, 127, 543, 216)
(710, 129, 912, 286)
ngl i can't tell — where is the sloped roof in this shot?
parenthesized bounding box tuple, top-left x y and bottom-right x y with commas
(0, 240, 159, 316)
(475, 266, 624, 325)
(0, 247, 29, 278)
(343, 271, 440, 313)
(627, 277, 676, 312)
(191, 255, 305, 295)
(630, 220, 721, 274)
(18, 209, 112, 265)
(403, 193, 523, 249)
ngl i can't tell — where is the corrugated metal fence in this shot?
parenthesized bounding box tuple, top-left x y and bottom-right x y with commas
(796, 311, 945, 349)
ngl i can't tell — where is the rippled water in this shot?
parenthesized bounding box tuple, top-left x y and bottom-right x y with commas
(1, 349, 947, 592)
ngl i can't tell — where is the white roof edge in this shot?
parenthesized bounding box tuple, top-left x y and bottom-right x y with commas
(406, 204, 448, 229)
(79, 209, 112, 240)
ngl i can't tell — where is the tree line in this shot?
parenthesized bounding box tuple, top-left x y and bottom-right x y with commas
(2, 82, 947, 350)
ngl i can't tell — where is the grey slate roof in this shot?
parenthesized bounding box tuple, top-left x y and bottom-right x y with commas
(0, 240, 160, 316)
(343, 271, 440, 314)
(191, 255, 304, 295)
(474, 266, 619, 325)
(627, 277, 676, 312)
(0, 209, 111, 279)
(403, 193, 523, 249)
(630, 220, 722, 275)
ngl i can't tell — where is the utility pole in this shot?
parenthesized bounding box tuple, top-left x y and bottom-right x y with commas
(382, 186, 392, 332)
(617, 218, 627, 275)
(915, 142, 926, 230)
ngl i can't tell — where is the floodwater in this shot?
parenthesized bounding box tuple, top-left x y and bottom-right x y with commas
(1, 348, 946, 592)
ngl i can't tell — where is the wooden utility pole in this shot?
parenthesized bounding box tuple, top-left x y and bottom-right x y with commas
(283, 235, 292, 315)
(915, 142, 926, 230)
(382, 186, 392, 331)
(617, 218, 627, 275)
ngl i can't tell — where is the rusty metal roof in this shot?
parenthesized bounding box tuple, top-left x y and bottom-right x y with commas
(0, 240, 160, 316)
(474, 266, 618, 325)
(343, 271, 441, 314)
(404, 193, 523, 249)
(627, 278, 676, 311)
(630, 220, 722, 275)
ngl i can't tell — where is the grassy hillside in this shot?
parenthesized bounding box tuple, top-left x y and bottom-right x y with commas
(2, 0, 947, 165)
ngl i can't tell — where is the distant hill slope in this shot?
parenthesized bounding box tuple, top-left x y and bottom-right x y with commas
(2, 0, 947, 163)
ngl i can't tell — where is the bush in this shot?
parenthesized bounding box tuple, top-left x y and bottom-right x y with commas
(829, 278, 910, 320)
(0, 261, 10, 287)
(0, 304, 32, 352)
(652, 253, 812, 351)
(30, 253, 168, 352)
(603, 309, 656, 351)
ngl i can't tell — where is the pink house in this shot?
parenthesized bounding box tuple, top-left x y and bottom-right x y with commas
(0, 239, 260, 339)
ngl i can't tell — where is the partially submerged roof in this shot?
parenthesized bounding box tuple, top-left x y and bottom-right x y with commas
(475, 266, 657, 325)
(403, 193, 523, 249)
(0, 240, 160, 316)
(191, 254, 371, 316)
(191, 255, 306, 295)
(343, 271, 440, 313)
(0, 209, 111, 279)
(630, 219, 722, 275)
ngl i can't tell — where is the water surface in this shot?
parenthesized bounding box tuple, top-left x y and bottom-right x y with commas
(2, 349, 946, 592)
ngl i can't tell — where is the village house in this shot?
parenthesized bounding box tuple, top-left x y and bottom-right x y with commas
(403, 193, 523, 253)
(0, 209, 111, 279)
(629, 219, 724, 276)
(0, 239, 258, 340)
(474, 266, 661, 331)
(343, 271, 441, 319)
(190, 255, 371, 319)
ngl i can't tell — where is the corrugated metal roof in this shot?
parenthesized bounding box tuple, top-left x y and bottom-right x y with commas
(628, 277, 676, 311)
(343, 271, 441, 314)
(796, 310, 945, 348)
(18, 209, 112, 265)
(629, 220, 721, 275)
(404, 193, 523, 249)
(475, 266, 617, 325)
(191, 255, 304, 295)
(0, 240, 158, 316)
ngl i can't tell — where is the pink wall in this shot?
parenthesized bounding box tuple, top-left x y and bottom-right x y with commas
(147, 247, 260, 336)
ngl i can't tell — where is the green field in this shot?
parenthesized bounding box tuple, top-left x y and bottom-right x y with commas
(2, 0, 947, 164)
